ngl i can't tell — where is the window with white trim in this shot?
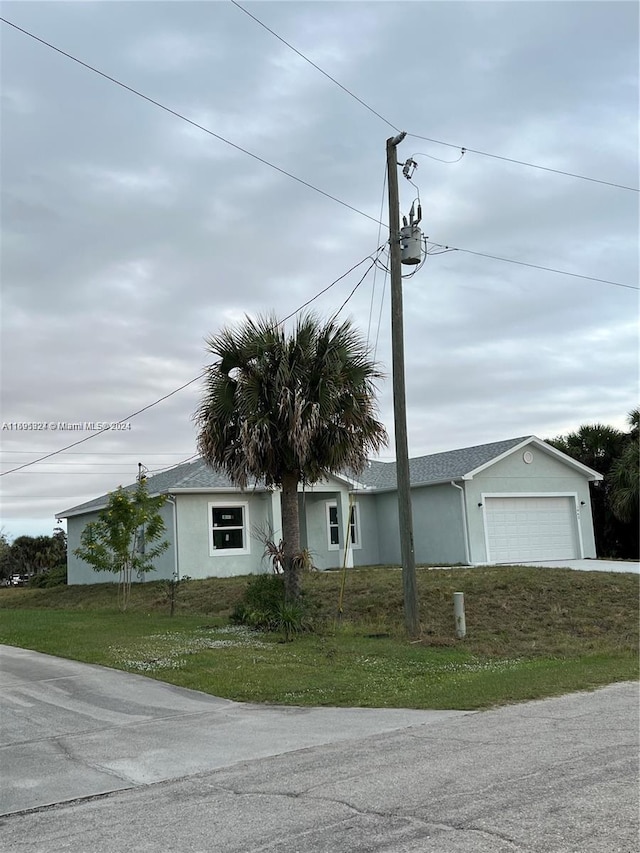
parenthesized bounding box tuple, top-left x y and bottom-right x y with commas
(209, 502, 250, 555)
(326, 501, 361, 550)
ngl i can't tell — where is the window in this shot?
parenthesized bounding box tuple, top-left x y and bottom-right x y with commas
(209, 502, 250, 555)
(326, 501, 360, 550)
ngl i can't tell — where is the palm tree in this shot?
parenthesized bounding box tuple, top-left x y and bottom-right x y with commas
(609, 408, 639, 526)
(195, 313, 388, 600)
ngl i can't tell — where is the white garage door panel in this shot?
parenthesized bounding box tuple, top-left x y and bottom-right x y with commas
(485, 496, 579, 562)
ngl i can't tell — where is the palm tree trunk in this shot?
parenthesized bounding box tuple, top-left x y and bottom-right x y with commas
(280, 473, 301, 602)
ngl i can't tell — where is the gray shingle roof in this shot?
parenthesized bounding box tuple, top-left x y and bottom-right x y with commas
(57, 458, 263, 518)
(58, 436, 535, 517)
(356, 436, 531, 490)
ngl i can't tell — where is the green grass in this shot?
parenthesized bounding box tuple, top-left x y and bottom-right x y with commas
(0, 566, 637, 710)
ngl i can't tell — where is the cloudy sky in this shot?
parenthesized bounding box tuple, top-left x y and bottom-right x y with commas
(1, 0, 638, 539)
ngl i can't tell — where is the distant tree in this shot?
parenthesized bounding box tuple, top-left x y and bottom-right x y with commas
(609, 409, 639, 527)
(195, 312, 387, 602)
(74, 480, 169, 610)
(0, 530, 11, 582)
(548, 416, 638, 558)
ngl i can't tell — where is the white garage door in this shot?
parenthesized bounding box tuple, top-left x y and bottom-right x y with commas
(485, 496, 580, 563)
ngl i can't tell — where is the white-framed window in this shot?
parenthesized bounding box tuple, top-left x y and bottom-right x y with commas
(326, 501, 361, 550)
(209, 502, 250, 556)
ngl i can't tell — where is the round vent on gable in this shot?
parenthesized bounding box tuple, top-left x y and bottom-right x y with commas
(523, 450, 534, 464)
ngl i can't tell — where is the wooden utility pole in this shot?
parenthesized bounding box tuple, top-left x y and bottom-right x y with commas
(386, 132, 420, 638)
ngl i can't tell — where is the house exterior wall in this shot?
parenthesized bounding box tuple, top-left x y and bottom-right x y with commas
(67, 503, 176, 585)
(297, 479, 355, 570)
(411, 483, 468, 564)
(463, 447, 597, 562)
(352, 493, 381, 567)
(175, 491, 273, 579)
(371, 484, 466, 566)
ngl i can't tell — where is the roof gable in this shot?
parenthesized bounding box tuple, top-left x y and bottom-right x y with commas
(356, 435, 603, 491)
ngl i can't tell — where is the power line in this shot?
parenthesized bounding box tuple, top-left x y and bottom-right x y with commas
(0, 246, 386, 477)
(0, 17, 384, 228)
(229, 2, 638, 193)
(428, 243, 640, 291)
(407, 134, 638, 193)
(0, 373, 205, 477)
(2, 17, 634, 290)
(230, 0, 400, 134)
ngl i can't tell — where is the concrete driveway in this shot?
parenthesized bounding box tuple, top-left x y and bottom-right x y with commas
(2, 646, 638, 852)
(508, 559, 640, 573)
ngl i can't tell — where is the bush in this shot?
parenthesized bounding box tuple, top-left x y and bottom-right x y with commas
(231, 573, 313, 639)
(28, 565, 67, 588)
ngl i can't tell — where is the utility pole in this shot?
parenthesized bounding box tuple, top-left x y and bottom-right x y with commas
(386, 132, 420, 638)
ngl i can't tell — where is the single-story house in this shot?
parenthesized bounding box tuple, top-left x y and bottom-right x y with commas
(58, 435, 602, 585)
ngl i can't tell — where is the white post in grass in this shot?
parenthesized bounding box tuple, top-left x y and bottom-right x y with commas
(454, 592, 466, 639)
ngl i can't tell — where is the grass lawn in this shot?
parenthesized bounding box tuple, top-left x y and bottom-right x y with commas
(0, 565, 637, 710)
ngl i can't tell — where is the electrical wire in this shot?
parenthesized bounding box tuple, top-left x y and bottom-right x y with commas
(366, 167, 388, 349)
(372, 261, 389, 363)
(1, 18, 634, 289)
(410, 149, 466, 165)
(407, 133, 638, 192)
(0, 17, 385, 229)
(0, 374, 207, 477)
(227, 2, 638, 193)
(329, 250, 385, 324)
(230, 0, 400, 133)
(428, 243, 640, 290)
(0, 246, 388, 477)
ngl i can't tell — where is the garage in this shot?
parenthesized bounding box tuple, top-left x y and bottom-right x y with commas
(484, 495, 581, 563)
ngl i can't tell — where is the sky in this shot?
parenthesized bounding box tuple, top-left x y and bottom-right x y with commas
(1, 0, 638, 540)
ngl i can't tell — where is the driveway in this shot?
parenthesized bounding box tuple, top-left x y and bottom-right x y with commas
(508, 559, 640, 573)
(0, 645, 466, 815)
(1, 646, 638, 852)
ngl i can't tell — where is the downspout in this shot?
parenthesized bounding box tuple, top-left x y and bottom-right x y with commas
(165, 494, 180, 580)
(450, 481, 471, 565)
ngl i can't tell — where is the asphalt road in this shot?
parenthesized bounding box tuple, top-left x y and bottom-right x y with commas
(1, 646, 638, 852)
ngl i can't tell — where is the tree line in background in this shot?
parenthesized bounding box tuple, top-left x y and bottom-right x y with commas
(0, 527, 68, 585)
(547, 408, 639, 559)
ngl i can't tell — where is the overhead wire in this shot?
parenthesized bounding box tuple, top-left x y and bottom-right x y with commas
(366, 167, 388, 350)
(227, 1, 638, 193)
(0, 245, 389, 477)
(1, 15, 637, 481)
(0, 17, 384, 228)
(428, 243, 639, 290)
(1, 17, 634, 290)
(329, 249, 385, 324)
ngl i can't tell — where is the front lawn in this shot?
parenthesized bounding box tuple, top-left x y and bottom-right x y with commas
(1, 566, 637, 709)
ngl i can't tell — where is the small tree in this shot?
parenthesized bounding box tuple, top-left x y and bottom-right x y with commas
(74, 481, 169, 610)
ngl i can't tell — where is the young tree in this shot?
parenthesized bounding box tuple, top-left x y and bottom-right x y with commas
(195, 312, 388, 601)
(74, 480, 169, 610)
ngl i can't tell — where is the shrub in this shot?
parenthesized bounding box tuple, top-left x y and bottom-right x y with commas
(231, 573, 313, 639)
(28, 565, 67, 588)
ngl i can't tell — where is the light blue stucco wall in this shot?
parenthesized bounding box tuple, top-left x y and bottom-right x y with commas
(352, 493, 381, 567)
(175, 491, 274, 579)
(67, 503, 176, 585)
(369, 485, 467, 566)
(297, 480, 355, 570)
(463, 447, 597, 562)
(411, 483, 467, 564)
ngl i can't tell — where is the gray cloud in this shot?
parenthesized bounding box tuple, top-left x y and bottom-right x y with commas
(1, 0, 637, 536)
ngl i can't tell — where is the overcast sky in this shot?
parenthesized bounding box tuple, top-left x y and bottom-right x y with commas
(1, 0, 638, 539)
